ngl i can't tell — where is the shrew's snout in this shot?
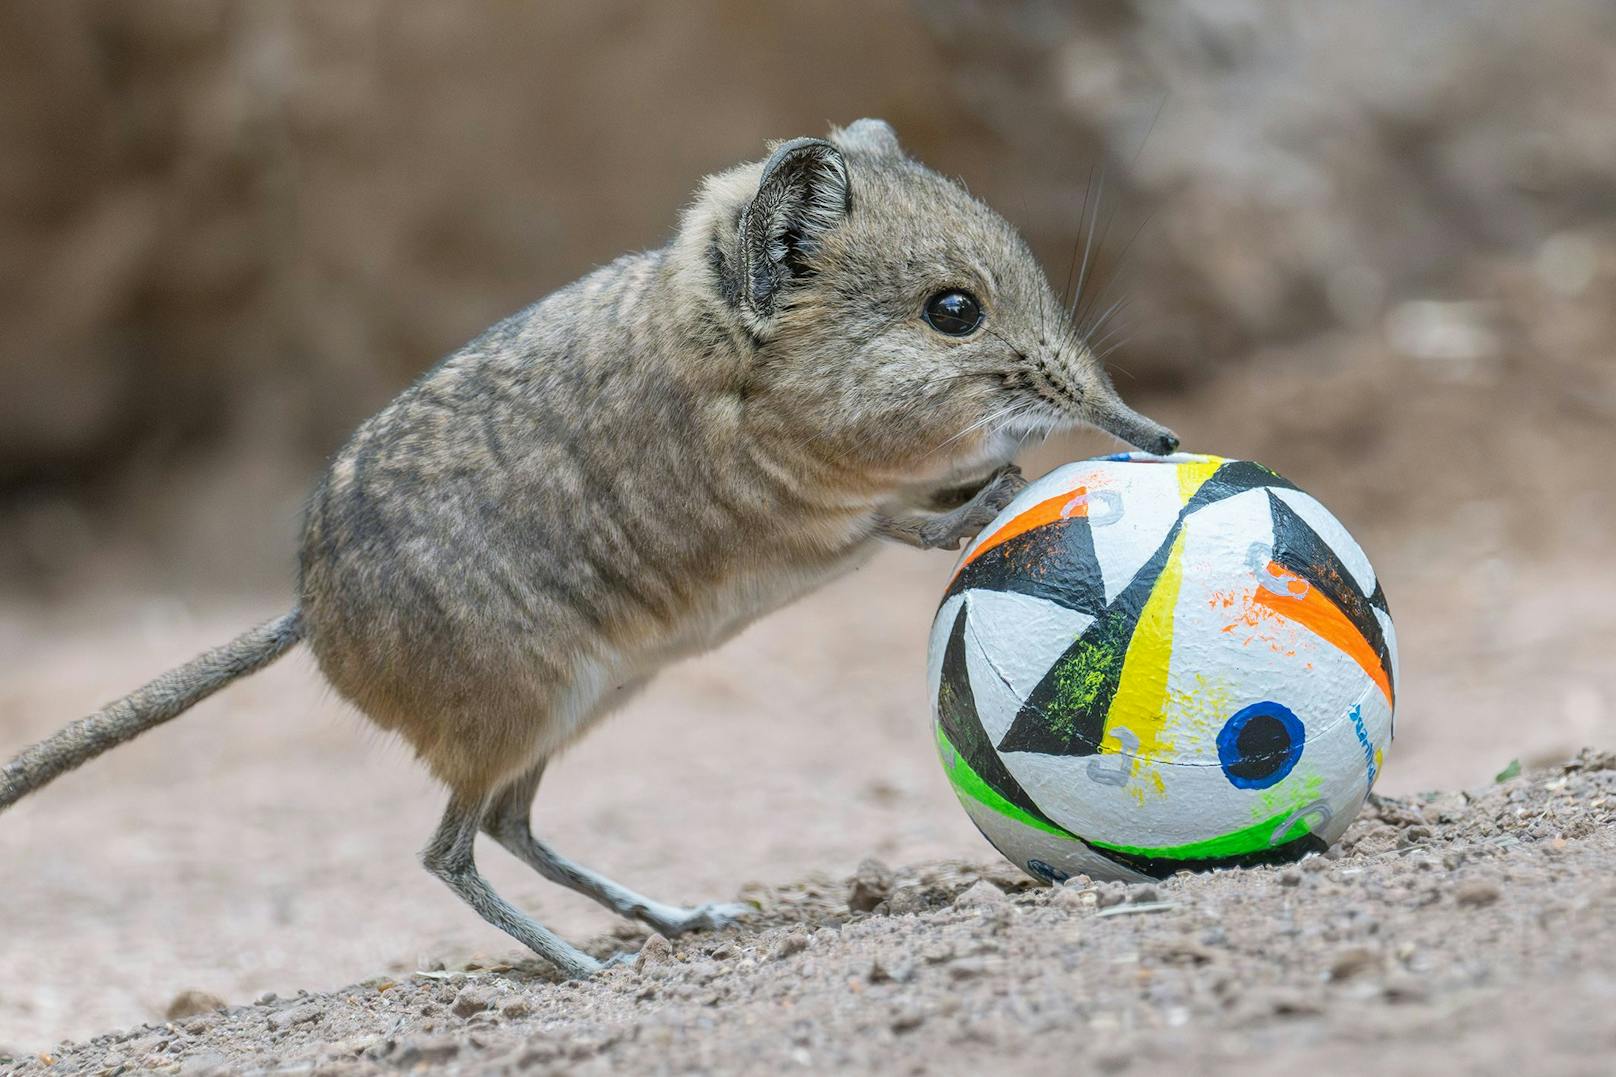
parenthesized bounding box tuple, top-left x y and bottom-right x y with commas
(1028, 339, 1179, 457)
(1083, 379, 1180, 457)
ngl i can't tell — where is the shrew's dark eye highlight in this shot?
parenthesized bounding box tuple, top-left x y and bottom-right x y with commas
(922, 290, 984, 336)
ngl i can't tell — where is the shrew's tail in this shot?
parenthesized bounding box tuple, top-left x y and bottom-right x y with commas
(0, 609, 304, 812)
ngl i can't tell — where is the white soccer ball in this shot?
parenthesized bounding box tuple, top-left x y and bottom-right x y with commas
(928, 453, 1398, 882)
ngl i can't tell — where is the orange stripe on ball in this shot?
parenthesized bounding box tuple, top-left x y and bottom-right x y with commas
(956, 486, 1092, 576)
(1252, 562, 1394, 706)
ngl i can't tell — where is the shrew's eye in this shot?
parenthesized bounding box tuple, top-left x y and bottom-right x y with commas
(922, 290, 984, 336)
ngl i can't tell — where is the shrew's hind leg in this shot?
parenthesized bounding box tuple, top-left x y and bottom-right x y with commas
(421, 793, 609, 978)
(483, 763, 749, 938)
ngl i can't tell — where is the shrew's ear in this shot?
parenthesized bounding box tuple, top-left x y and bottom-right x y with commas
(831, 118, 903, 159)
(738, 138, 850, 318)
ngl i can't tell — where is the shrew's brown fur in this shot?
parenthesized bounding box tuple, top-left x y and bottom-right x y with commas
(2, 119, 1175, 975)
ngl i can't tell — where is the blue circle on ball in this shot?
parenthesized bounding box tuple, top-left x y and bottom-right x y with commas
(1217, 702, 1305, 789)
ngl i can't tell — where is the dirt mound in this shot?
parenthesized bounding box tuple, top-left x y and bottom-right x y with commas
(9, 754, 1612, 1076)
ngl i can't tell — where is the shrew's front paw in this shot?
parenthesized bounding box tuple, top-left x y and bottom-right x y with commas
(977, 464, 1026, 514)
(953, 464, 1025, 538)
(874, 465, 1029, 550)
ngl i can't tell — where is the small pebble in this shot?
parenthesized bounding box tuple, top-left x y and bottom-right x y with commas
(890, 1006, 926, 1033)
(1328, 947, 1380, 981)
(1454, 879, 1502, 907)
(165, 991, 226, 1021)
(948, 957, 989, 981)
(869, 957, 915, 984)
(773, 930, 811, 959)
(451, 985, 494, 1018)
(1049, 887, 1089, 910)
(847, 857, 895, 913)
(885, 887, 931, 915)
(635, 933, 674, 970)
(953, 880, 1009, 908)
(265, 1003, 323, 1032)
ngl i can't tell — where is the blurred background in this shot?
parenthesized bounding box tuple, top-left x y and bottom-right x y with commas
(2, 0, 1613, 1050)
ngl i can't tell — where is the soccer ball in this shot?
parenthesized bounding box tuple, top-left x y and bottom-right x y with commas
(928, 453, 1397, 883)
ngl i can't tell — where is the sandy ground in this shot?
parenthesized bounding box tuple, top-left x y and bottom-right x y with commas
(5, 758, 1615, 1075)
